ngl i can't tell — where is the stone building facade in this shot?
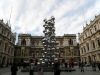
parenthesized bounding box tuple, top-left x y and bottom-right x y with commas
(57, 34, 79, 62)
(79, 14, 100, 64)
(15, 34, 79, 63)
(0, 20, 16, 67)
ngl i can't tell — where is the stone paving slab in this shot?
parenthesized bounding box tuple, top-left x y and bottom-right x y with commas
(1, 71, 100, 75)
(1, 66, 100, 75)
(0, 67, 11, 75)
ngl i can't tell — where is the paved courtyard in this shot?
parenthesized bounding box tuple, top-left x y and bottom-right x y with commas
(0, 66, 100, 75)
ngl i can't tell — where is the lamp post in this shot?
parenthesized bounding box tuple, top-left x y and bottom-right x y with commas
(42, 16, 57, 65)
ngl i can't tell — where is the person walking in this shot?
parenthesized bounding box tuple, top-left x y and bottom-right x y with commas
(97, 61, 100, 71)
(11, 63, 18, 75)
(29, 63, 35, 75)
(65, 62, 68, 68)
(78, 61, 81, 69)
(54, 60, 61, 75)
(91, 61, 96, 71)
(80, 62, 84, 72)
(64, 62, 68, 71)
(38, 67, 44, 75)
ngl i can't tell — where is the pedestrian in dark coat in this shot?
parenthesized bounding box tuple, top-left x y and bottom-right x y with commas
(38, 67, 44, 75)
(54, 60, 61, 75)
(29, 63, 35, 75)
(80, 62, 84, 72)
(11, 63, 18, 75)
(65, 62, 68, 68)
(92, 62, 96, 71)
(78, 61, 81, 69)
(64, 62, 68, 72)
(97, 61, 100, 71)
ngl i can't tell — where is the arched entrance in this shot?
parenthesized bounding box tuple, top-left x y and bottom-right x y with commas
(7, 58, 9, 66)
(1, 56, 6, 67)
(88, 56, 91, 64)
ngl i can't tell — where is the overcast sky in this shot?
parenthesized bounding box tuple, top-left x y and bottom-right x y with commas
(0, 0, 100, 36)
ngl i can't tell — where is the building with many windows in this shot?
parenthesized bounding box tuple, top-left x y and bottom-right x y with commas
(0, 19, 80, 66)
(79, 14, 100, 64)
(15, 34, 79, 64)
(0, 19, 16, 67)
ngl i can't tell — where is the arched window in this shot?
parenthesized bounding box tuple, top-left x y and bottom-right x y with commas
(32, 40, 35, 46)
(21, 39, 26, 45)
(69, 39, 73, 45)
(4, 43, 8, 52)
(92, 41, 95, 49)
(91, 40, 95, 49)
(97, 39, 100, 47)
(86, 43, 89, 51)
(83, 46, 86, 53)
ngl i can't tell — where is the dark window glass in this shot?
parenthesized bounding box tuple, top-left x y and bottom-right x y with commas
(69, 39, 73, 45)
(21, 39, 26, 45)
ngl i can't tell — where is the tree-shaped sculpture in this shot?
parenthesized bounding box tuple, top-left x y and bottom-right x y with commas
(42, 16, 58, 65)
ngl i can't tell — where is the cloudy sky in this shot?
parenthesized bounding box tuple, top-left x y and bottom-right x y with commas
(0, 0, 100, 36)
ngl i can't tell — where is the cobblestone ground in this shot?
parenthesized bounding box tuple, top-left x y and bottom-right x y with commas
(0, 66, 100, 75)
